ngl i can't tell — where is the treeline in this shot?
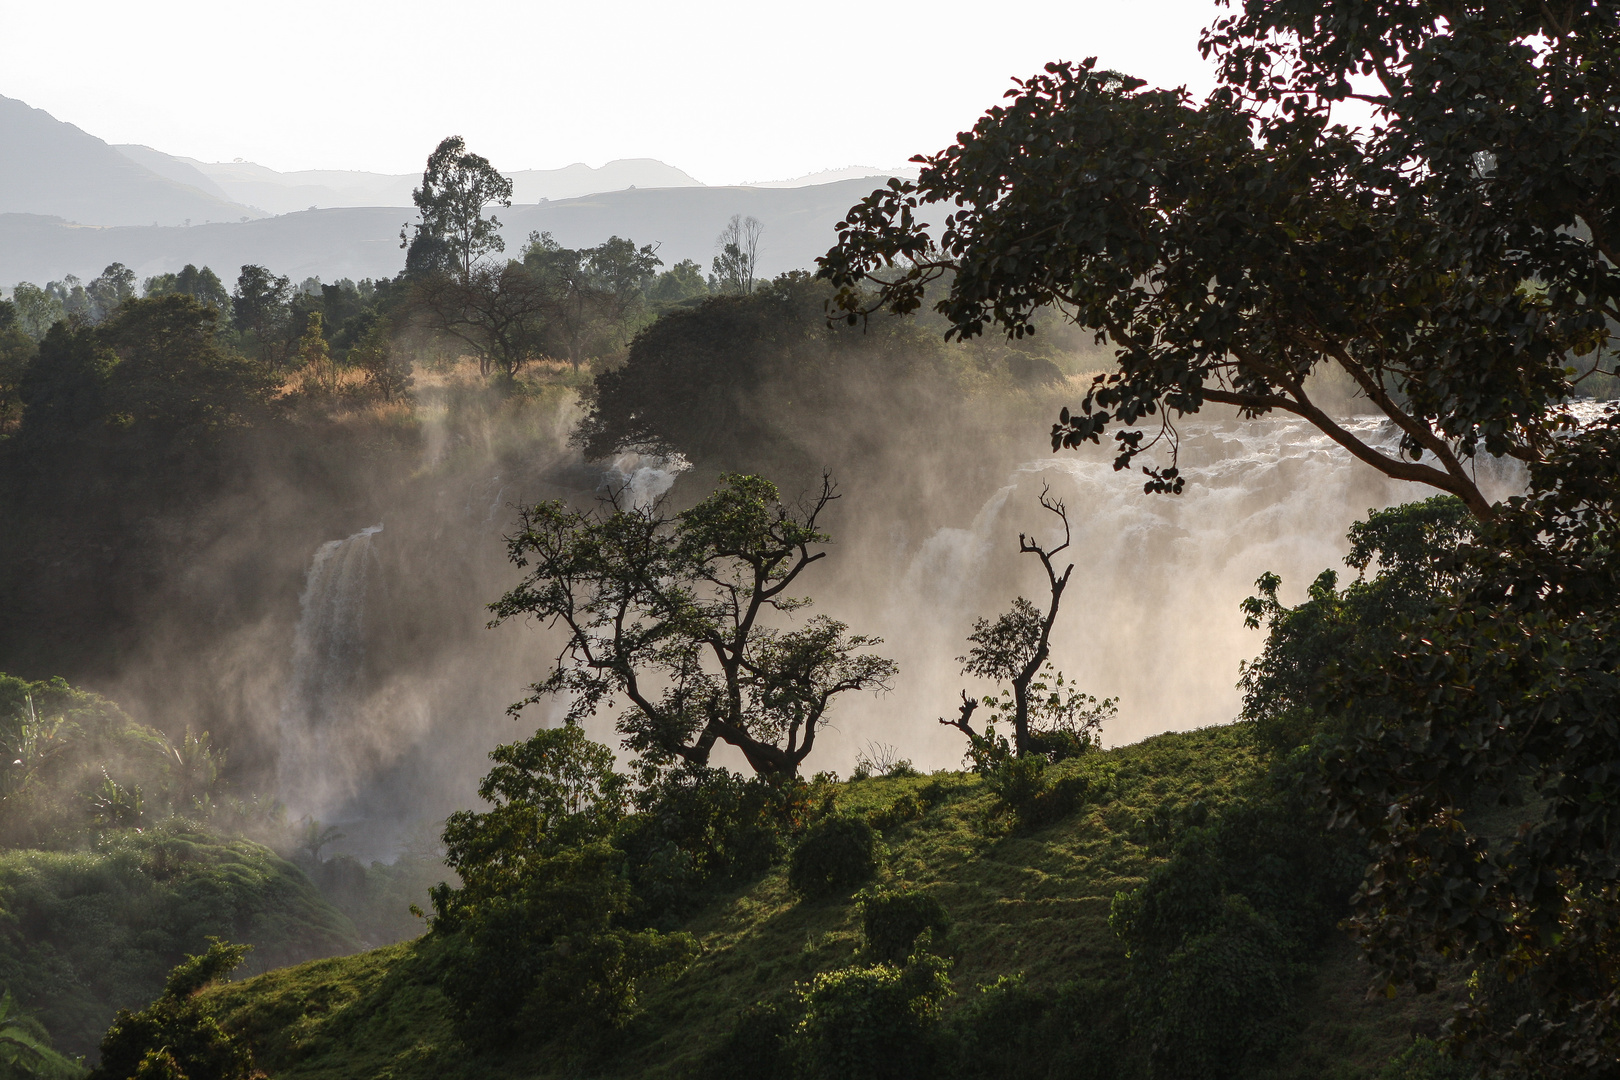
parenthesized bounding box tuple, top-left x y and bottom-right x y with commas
(0, 238, 717, 429)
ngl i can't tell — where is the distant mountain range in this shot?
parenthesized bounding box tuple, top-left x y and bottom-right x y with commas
(0, 96, 254, 229)
(0, 178, 898, 285)
(0, 93, 916, 286)
(112, 152, 708, 217)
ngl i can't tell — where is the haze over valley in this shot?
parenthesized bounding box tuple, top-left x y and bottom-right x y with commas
(0, 4, 1612, 1077)
(0, 93, 913, 283)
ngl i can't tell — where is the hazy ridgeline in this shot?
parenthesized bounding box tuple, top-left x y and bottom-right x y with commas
(0, 274, 1491, 858)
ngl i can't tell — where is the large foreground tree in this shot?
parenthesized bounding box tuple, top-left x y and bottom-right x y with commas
(820, 3, 1617, 521)
(822, 3, 1620, 1074)
(491, 475, 896, 778)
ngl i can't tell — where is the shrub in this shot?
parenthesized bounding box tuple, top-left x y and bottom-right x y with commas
(860, 886, 951, 964)
(986, 755, 1049, 819)
(1110, 791, 1363, 1080)
(437, 841, 696, 1050)
(792, 952, 953, 1080)
(701, 1000, 794, 1080)
(788, 816, 879, 898)
(1147, 894, 1292, 1079)
(1377, 1038, 1472, 1080)
(616, 765, 804, 927)
(945, 974, 1129, 1080)
(431, 725, 697, 1049)
(88, 940, 255, 1080)
(982, 755, 1111, 833)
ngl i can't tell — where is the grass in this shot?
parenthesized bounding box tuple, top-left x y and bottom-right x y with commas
(199, 725, 1450, 1079)
(0, 823, 361, 1058)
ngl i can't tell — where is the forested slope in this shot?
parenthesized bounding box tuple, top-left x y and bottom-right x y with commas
(198, 727, 1455, 1080)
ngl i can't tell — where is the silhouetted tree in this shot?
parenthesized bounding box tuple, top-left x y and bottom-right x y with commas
(411, 261, 549, 379)
(712, 214, 763, 295)
(941, 488, 1079, 759)
(231, 264, 292, 361)
(491, 474, 896, 778)
(401, 136, 513, 280)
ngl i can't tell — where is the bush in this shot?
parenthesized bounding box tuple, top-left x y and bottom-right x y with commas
(788, 816, 879, 898)
(1377, 1038, 1473, 1080)
(860, 886, 952, 964)
(985, 755, 1098, 831)
(1147, 894, 1292, 1079)
(701, 1000, 795, 1080)
(437, 842, 696, 1050)
(986, 755, 1049, 820)
(945, 974, 1129, 1080)
(792, 953, 953, 1080)
(1109, 791, 1363, 1080)
(615, 765, 804, 927)
(88, 940, 255, 1080)
(431, 725, 698, 1049)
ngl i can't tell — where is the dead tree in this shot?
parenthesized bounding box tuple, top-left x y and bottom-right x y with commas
(953, 486, 1075, 757)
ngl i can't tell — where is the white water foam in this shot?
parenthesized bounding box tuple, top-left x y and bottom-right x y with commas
(278, 524, 384, 817)
(830, 413, 1526, 765)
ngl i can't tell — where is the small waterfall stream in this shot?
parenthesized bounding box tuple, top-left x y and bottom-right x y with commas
(278, 524, 384, 817)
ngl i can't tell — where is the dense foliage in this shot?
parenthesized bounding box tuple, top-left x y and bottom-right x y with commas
(787, 816, 879, 898)
(616, 764, 814, 927)
(0, 823, 359, 1057)
(859, 884, 952, 964)
(821, 3, 1616, 522)
(428, 725, 696, 1050)
(576, 271, 973, 485)
(88, 940, 256, 1080)
(823, 3, 1620, 1072)
(1319, 422, 1620, 1076)
(1237, 496, 1475, 755)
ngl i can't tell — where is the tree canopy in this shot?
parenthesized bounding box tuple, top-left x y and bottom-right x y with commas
(491, 474, 897, 778)
(401, 136, 514, 280)
(822, 3, 1620, 1073)
(820, 3, 1618, 520)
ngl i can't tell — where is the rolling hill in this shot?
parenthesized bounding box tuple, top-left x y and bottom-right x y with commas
(0, 177, 900, 285)
(0, 95, 257, 227)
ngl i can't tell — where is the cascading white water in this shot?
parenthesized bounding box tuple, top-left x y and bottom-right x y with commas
(263, 404, 1582, 808)
(603, 453, 687, 507)
(831, 412, 1525, 765)
(278, 524, 383, 817)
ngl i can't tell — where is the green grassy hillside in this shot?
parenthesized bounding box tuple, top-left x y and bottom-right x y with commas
(0, 823, 361, 1059)
(199, 727, 1456, 1080)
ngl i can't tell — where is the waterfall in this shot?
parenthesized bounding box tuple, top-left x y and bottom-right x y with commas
(845, 413, 1525, 760)
(603, 452, 687, 507)
(278, 524, 383, 817)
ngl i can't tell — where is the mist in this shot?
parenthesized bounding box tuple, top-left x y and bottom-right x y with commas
(36, 332, 1516, 864)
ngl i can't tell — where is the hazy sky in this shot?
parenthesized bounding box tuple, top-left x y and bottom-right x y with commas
(4, 0, 1223, 183)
